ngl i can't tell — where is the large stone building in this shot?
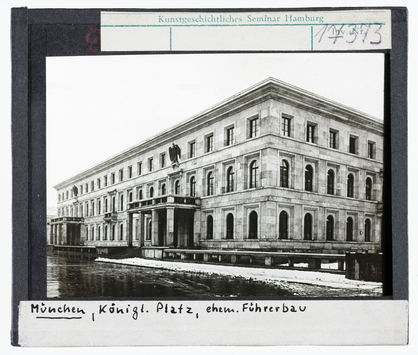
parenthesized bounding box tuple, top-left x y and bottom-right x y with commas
(50, 77, 384, 256)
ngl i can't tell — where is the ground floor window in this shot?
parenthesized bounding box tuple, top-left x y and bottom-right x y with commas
(346, 217, 354, 241)
(226, 213, 234, 239)
(249, 211, 258, 239)
(279, 211, 288, 239)
(304, 213, 312, 240)
(120, 224, 124, 240)
(365, 219, 371, 242)
(207, 215, 213, 239)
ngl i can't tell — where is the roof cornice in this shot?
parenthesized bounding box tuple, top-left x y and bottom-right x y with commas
(54, 78, 383, 189)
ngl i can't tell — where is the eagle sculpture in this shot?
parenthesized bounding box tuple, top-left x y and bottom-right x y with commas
(169, 143, 181, 167)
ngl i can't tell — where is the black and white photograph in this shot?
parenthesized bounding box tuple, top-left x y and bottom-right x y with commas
(46, 53, 385, 299)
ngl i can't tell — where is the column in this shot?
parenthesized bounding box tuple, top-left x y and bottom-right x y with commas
(166, 208, 175, 247)
(193, 210, 201, 246)
(62, 223, 68, 245)
(127, 212, 133, 247)
(151, 209, 159, 246)
(137, 212, 144, 246)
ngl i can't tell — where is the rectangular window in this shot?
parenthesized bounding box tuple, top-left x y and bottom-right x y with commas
(138, 162, 142, 175)
(329, 130, 338, 149)
(307, 124, 315, 143)
(188, 141, 196, 158)
(368, 142, 375, 159)
(97, 178, 101, 189)
(249, 117, 259, 138)
(128, 165, 132, 178)
(103, 175, 107, 187)
(226, 126, 235, 146)
(205, 134, 214, 153)
(160, 153, 166, 168)
(91, 181, 94, 192)
(85, 184, 88, 193)
(349, 136, 358, 154)
(119, 169, 123, 182)
(80, 185, 83, 195)
(111, 173, 115, 184)
(282, 115, 291, 137)
(149, 158, 153, 172)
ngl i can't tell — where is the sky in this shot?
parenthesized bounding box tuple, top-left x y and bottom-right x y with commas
(46, 52, 384, 209)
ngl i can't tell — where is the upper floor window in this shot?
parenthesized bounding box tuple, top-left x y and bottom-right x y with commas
(103, 176, 107, 187)
(129, 191, 133, 202)
(249, 117, 259, 138)
(91, 181, 94, 192)
(190, 176, 196, 197)
(226, 126, 235, 146)
(128, 165, 132, 179)
(137, 162, 142, 176)
(368, 141, 375, 159)
(349, 135, 358, 154)
(226, 166, 234, 193)
(97, 178, 101, 189)
(326, 215, 334, 241)
(119, 194, 124, 211)
(280, 160, 289, 188)
(306, 124, 315, 143)
(327, 169, 335, 195)
(119, 169, 123, 182)
(188, 141, 196, 159)
(111, 173, 115, 185)
(161, 183, 166, 196)
(282, 115, 291, 137)
(305, 165, 313, 192)
(174, 180, 180, 195)
(85, 184, 88, 193)
(249, 160, 258, 188)
(207, 172, 214, 196)
(138, 189, 143, 200)
(148, 158, 153, 172)
(160, 153, 166, 168)
(347, 173, 354, 198)
(149, 186, 154, 198)
(365, 177, 373, 200)
(329, 130, 338, 149)
(205, 134, 214, 153)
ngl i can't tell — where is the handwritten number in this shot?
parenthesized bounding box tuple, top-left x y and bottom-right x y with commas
(328, 24, 345, 44)
(314, 24, 328, 43)
(346, 24, 357, 44)
(370, 24, 382, 45)
(86, 28, 100, 53)
(361, 24, 371, 43)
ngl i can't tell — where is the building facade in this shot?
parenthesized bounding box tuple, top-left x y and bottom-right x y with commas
(50, 78, 384, 255)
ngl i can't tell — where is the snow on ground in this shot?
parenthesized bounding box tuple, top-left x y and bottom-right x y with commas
(96, 257, 382, 292)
